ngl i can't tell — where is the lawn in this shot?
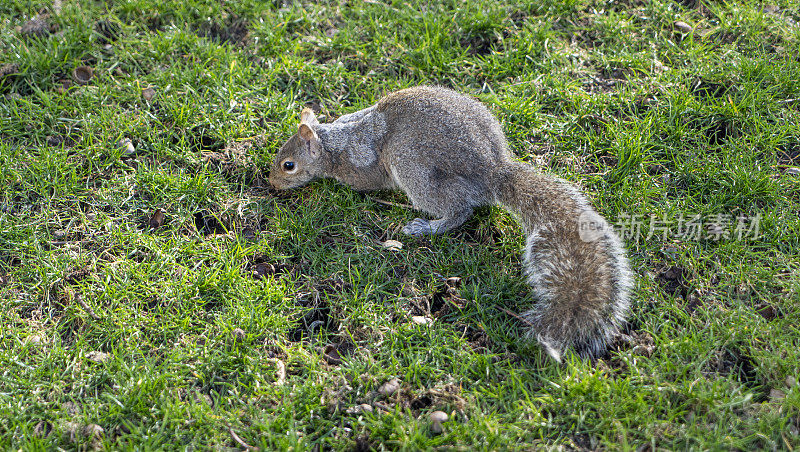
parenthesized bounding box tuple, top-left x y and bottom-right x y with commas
(1, 0, 799, 449)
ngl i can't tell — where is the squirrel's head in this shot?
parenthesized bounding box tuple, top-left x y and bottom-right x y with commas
(269, 108, 324, 190)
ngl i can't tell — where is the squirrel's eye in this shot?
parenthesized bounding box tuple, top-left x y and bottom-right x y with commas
(283, 161, 296, 172)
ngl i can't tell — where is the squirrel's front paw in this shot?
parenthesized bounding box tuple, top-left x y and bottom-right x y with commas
(402, 218, 432, 236)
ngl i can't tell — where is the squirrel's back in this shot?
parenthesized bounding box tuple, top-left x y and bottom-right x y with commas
(377, 86, 510, 162)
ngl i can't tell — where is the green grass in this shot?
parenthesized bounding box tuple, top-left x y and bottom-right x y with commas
(1, 0, 799, 449)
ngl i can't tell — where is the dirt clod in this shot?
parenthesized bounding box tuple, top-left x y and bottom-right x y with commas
(770, 388, 786, 403)
(252, 262, 276, 278)
(656, 265, 688, 297)
(232, 328, 246, 341)
(95, 19, 121, 44)
(20, 16, 51, 37)
(0, 63, 20, 78)
(83, 423, 104, 439)
(86, 351, 110, 363)
(755, 303, 780, 321)
(241, 228, 256, 240)
(142, 87, 156, 101)
(33, 420, 52, 438)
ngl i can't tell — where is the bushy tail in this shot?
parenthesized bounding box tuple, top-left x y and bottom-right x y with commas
(492, 163, 633, 361)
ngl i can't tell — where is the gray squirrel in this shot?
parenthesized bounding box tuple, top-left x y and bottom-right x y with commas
(269, 86, 633, 362)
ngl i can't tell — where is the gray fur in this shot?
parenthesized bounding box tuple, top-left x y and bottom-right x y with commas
(319, 108, 387, 168)
(269, 86, 633, 362)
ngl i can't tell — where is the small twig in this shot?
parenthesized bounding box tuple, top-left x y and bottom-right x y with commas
(496, 306, 535, 326)
(229, 427, 259, 451)
(372, 401, 392, 413)
(369, 196, 413, 210)
(50, 240, 92, 247)
(76, 294, 101, 321)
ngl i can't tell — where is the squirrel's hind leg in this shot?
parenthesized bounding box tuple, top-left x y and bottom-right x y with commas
(401, 208, 472, 236)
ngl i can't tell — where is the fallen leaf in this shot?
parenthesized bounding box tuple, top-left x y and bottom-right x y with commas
(381, 239, 403, 251)
(323, 344, 343, 365)
(72, 66, 93, 85)
(411, 315, 433, 326)
(149, 208, 165, 229)
(673, 21, 693, 34)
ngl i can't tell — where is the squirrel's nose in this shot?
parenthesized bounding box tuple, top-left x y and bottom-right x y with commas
(266, 171, 278, 189)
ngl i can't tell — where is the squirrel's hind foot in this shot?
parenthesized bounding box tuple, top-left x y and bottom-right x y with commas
(402, 218, 434, 236)
(402, 209, 473, 236)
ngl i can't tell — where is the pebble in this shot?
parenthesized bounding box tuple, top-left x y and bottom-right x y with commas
(117, 137, 135, 155)
(378, 378, 400, 396)
(674, 21, 692, 34)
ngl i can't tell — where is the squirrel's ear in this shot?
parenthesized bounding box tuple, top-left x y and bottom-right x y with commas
(300, 108, 319, 126)
(298, 123, 318, 143)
